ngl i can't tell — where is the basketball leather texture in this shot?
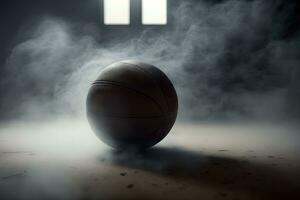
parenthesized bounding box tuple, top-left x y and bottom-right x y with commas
(86, 60, 178, 149)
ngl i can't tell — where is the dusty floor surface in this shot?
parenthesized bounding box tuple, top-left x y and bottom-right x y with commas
(0, 119, 299, 200)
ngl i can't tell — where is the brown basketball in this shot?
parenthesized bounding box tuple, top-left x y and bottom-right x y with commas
(86, 60, 178, 150)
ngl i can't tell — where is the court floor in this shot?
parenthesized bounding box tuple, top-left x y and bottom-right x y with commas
(0, 119, 299, 200)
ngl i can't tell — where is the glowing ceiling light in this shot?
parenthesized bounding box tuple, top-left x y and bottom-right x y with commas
(142, 0, 167, 25)
(104, 0, 130, 25)
(103, 0, 167, 25)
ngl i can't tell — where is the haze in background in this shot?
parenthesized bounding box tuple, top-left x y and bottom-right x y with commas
(0, 0, 299, 122)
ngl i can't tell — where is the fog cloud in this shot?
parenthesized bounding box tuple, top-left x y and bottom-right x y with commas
(1, 0, 299, 121)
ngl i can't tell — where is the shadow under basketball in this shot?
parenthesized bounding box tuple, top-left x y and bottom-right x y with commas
(101, 146, 300, 200)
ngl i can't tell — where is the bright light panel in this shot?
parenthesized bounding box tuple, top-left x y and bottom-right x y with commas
(142, 0, 167, 25)
(104, 0, 130, 25)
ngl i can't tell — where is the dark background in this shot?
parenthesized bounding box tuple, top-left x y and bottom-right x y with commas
(0, 0, 300, 122)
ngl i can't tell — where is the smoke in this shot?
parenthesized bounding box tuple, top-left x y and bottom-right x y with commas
(1, 0, 299, 121)
(102, 147, 207, 172)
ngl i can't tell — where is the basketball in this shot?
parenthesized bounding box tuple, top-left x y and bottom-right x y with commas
(86, 60, 178, 150)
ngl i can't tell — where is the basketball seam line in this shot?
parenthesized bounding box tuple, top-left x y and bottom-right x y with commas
(92, 80, 165, 114)
(121, 61, 171, 113)
(87, 114, 175, 119)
